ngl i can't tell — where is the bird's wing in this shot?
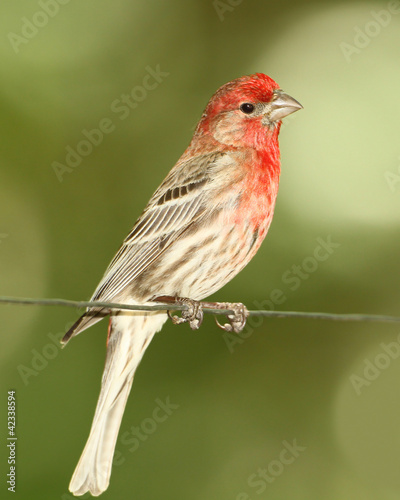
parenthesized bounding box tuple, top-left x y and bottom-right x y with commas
(90, 151, 228, 303)
(62, 151, 234, 344)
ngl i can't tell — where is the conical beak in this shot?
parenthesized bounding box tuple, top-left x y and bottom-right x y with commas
(269, 90, 303, 122)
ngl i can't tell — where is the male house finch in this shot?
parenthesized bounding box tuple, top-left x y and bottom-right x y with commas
(63, 73, 302, 496)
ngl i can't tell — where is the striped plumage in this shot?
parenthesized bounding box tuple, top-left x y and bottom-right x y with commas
(64, 73, 302, 496)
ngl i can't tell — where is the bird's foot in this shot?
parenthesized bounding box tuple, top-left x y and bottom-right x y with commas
(153, 296, 248, 333)
(153, 295, 204, 330)
(206, 301, 249, 333)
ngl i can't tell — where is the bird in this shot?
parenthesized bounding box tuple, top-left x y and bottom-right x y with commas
(63, 72, 302, 496)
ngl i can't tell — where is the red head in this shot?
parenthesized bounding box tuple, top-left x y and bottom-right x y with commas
(193, 73, 302, 156)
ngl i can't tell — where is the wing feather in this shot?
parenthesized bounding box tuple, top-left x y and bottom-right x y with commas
(90, 152, 228, 303)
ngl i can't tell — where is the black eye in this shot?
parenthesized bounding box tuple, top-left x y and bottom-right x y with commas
(240, 103, 255, 114)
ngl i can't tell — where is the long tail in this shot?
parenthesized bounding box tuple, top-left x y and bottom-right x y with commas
(68, 311, 167, 497)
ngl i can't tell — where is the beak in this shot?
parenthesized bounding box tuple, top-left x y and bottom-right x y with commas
(269, 90, 303, 122)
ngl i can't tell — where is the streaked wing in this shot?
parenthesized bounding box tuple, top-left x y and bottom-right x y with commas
(91, 152, 226, 303)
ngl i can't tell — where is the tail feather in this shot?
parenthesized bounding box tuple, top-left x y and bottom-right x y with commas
(62, 310, 107, 346)
(68, 312, 167, 497)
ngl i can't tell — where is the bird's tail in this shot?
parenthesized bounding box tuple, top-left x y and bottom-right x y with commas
(68, 311, 167, 497)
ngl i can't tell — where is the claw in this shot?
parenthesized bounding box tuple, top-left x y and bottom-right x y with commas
(214, 302, 249, 333)
(153, 296, 248, 333)
(167, 298, 203, 330)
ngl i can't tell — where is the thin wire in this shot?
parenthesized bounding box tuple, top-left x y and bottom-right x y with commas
(0, 296, 399, 324)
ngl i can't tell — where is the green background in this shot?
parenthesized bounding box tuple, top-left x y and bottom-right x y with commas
(1, 0, 400, 499)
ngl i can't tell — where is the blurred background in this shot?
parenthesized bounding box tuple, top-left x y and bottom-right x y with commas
(1, 0, 400, 498)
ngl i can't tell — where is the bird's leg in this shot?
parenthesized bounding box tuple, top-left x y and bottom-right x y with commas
(152, 295, 204, 330)
(202, 301, 249, 333)
(152, 296, 248, 333)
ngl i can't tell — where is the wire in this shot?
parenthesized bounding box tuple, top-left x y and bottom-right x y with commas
(0, 296, 399, 324)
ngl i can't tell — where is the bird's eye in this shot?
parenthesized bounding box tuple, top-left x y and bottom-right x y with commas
(240, 103, 255, 114)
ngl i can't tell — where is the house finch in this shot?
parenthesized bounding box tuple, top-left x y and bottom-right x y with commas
(63, 73, 302, 496)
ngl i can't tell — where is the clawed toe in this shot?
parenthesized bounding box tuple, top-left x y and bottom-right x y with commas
(167, 298, 204, 330)
(153, 296, 248, 333)
(214, 303, 249, 333)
